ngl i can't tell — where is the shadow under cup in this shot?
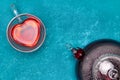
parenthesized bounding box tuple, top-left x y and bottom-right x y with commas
(7, 14, 46, 53)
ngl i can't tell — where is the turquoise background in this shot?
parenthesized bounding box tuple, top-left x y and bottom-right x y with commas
(0, 0, 120, 80)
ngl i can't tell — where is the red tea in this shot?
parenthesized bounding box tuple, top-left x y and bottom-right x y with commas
(11, 18, 41, 47)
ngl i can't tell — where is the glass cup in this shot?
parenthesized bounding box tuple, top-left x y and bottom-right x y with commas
(7, 5, 46, 53)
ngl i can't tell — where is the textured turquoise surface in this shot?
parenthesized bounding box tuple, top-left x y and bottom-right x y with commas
(0, 0, 120, 80)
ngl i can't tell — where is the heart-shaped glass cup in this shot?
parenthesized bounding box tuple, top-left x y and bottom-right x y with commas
(7, 13, 46, 53)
